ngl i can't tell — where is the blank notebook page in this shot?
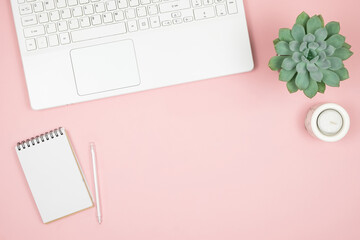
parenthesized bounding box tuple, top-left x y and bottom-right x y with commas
(16, 128, 93, 223)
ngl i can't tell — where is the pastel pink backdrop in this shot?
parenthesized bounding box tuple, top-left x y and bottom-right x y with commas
(1, 0, 360, 239)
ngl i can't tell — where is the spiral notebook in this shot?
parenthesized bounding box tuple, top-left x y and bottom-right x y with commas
(15, 127, 93, 223)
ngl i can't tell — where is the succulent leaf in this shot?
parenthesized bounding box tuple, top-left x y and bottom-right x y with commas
(308, 42, 319, 50)
(317, 82, 326, 93)
(279, 69, 297, 82)
(324, 45, 336, 56)
(343, 42, 351, 49)
(322, 69, 340, 87)
(296, 12, 310, 29)
(295, 72, 310, 90)
(269, 56, 287, 71)
(303, 33, 315, 42)
(296, 62, 307, 73)
(317, 15, 325, 27)
(287, 78, 299, 93)
(282, 57, 297, 70)
(328, 57, 343, 70)
(279, 28, 294, 42)
(299, 42, 307, 52)
(273, 38, 280, 46)
(318, 41, 327, 51)
(307, 16, 323, 34)
(291, 24, 306, 42)
(316, 59, 331, 69)
(314, 28, 328, 41)
(326, 34, 345, 49)
(332, 48, 354, 60)
(307, 63, 319, 72)
(304, 79, 318, 98)
(310, 70, 323, 82)
(326, 21, 340, 37)
(335, 68, 349, 81)
(289, 41, 300, 52)
(292, 52, 302, 63)
(275, 41, 292, 55)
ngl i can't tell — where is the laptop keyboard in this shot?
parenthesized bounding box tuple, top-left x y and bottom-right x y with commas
(17, 0, 238, 51)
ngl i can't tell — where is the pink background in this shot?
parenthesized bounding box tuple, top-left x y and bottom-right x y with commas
(1, 0, 360, 239)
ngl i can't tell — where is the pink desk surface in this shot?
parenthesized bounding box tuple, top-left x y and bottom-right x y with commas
(1, 0, 360, 239)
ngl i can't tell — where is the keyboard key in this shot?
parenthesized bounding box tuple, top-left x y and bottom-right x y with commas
(38, 13, 49, 23)
(136, 7, 147, 17)
(68, 0, 78, 6)
(226, 0, 237, 14)
(19, 4, 32, 15)
(127, 20, 138, 32)
(69, 19, 80, 29)
(106, 0, 117, 10)
(72, 6, 83, 17)
(33, 2, 44, 12)
(194, 6, 215, 20)
(46, 23, 57, 33)
(117, 0, 127, 8)
(216, 4, 226, 16)
(95, 3, 106, 12)
(71, 22, 126, 42)
(50, 11, 60, 21)
(114, 11, 124, 21)
(60, 8, 71, 18)
(159, 0, 190, 13)
(24, 25, 45, 37)
(141, 0, 151, 4)
(26, 39, 36, 51)
(48, 34, 59, 46)
(79, 0, 89, 3)
(80, 17, 91, 27)
(149, 16, 160, 27)
(56, 0, 67, 8)
(84, 5, 94, 15)
(203, 0, 212, 5)
(37, 36, 48, 49)
(57, 21, 68, 31)
(21, 15, 37, 26)
(183, 16, 193, 22)
(192, 0, 201, 7)
(44, 0, 55, 10)
(59, 32, 71, 44)
(162, 20, 171, 26)
(138, 18, 149, 30)
(172, 18, 182, 24)
(103, 13, 113, 23)
(147, 5, 158, 15)
(129, 0, 139, 7)
(125, 9, 136, 19)
(91, 15, 102, 25)
(171, 12, 181, 18)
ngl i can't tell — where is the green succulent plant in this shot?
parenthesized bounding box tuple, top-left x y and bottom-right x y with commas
(269, 12, 353, 98)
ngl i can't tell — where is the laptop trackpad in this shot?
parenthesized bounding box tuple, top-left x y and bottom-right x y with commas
(70, 40, 141, 96)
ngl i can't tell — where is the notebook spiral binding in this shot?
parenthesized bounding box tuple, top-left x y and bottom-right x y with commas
(17, 127, 64, 151)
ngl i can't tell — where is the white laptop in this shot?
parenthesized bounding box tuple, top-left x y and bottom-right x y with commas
(11, 0, 253, 110)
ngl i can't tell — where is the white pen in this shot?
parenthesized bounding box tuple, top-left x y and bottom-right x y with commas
(90, 143, 102, 224)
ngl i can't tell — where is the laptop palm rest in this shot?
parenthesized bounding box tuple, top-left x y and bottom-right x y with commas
(70, 40, 141, 96)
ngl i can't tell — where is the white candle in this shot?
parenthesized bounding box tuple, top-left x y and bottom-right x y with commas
(317, 109, 343, 136)
(305, 103, 350, 142)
